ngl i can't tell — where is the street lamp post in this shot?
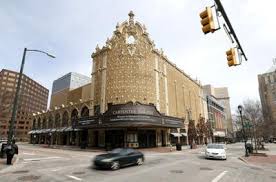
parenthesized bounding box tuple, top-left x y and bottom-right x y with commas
(6, 48, 55, 164)
(238, 105, 249, 157)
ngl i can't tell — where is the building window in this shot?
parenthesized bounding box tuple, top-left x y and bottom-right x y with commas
(273, 92, 276, 101)
(127, 133, 137, 143)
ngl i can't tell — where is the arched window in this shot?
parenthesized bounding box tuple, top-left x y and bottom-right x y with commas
(71, 109, 78, 128)
(48, 115, 53, 128)
(32, 119, 36, 130)
(37, 118, 41, 129)
(62, 111, 69, 127)
(55, 113, 61, 128)
(81, 106, 89, 117)
(42, 117, 46, 129)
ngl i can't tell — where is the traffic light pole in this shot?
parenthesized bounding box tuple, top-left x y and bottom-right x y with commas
(214, 0, 248, 61)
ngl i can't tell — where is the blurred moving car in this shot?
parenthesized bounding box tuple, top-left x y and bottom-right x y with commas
(205, 143, 227, 160)
(93, 148, 144, 170)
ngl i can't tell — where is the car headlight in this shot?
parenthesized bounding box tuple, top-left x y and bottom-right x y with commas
(101, 158, 113, 162)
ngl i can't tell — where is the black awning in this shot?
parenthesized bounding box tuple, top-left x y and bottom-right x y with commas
(76, 102, 183, 129)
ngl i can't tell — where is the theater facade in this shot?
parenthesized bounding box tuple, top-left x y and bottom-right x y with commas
(29, 11, 205, 148)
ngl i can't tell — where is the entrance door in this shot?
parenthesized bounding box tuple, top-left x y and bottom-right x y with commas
(94, 131, 99, 147)
(138, 130, 156, 148)
(105, 130, 124, 149)
(161, 130, 166, 146)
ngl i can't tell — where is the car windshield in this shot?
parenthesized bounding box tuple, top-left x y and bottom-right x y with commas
(109, 148, 124, 154)
(207, 144, 224, 149)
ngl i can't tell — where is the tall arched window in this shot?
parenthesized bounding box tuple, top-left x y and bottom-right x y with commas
(71, 109, 78, 128)
(37, 118, 41, 129)
(81, 106, 89, 117)
(48, 115, 53, 128)
(62, 111, 69, 127)
(55, 113, 61, 128)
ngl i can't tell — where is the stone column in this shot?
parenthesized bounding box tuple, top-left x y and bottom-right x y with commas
(155, 56, 160, 111)
(100, 54, 107, 114)
(91, 60, 96, 114)
(164, 64, 169, 115)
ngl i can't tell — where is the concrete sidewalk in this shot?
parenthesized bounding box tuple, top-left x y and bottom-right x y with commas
(0, 155, 19, 171)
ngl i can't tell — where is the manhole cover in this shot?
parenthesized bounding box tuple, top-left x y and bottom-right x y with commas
(73, 171, 85, 175)
(200, 167, 213, 171)
(17, 175, 40, 181)
(13, 170, 29, 174)
(170, 170, 184, 174)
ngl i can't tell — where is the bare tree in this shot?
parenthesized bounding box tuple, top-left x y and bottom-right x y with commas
(242, 99, 264, 153)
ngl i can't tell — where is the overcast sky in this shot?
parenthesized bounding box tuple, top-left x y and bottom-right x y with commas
(1, 0, 276, 113)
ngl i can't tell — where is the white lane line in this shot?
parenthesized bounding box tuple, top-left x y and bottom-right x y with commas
(66, 175, 82, 181)
(211, 171, 228, 182)
(22, 152, 35, 155)
(24, 156, 62, 161)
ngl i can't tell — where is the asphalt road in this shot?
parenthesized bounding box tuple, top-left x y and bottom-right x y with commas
(0, 143, 276, 182)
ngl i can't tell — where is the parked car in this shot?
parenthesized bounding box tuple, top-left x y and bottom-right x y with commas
(205, 143, 227, 160)
(93, 148, 144, 170)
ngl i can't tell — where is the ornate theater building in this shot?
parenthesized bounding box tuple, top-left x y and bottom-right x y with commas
(29, 12, 205, 148)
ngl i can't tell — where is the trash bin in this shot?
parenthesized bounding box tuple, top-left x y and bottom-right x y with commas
(176, 143, 182, 151)
(246, 143, 253, 154)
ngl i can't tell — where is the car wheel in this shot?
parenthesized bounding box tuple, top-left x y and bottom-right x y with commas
(137, 157, 144, 165)
(111, 161, 120, 170)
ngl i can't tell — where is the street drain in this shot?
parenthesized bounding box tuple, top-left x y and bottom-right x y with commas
(250, 166, 263, 171)
(271, 176, 276, 179)
(200, 167, 213, 171)
(73, 171, 85, 175)
(170, 170, 184, 174)
(17, 175, 40, 181)
(13, 170, 29, 174)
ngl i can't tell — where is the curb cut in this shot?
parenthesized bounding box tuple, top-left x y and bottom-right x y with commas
(238, 157, 248, 164)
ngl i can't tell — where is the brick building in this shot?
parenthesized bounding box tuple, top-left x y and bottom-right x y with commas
(0, 69, 48, 141)
(258, 60, 276, 138)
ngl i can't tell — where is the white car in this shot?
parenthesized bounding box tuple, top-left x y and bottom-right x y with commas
(205, 144, 227, 160)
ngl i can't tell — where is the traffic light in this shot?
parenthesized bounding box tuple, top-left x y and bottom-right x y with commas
(226, 48, 237, 67)
(200, 7, 215, 34)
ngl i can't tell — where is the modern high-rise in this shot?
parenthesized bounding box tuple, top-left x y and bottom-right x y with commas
(258, 60, 276, 137)
(50, 72, 91, 109)
(0, 69, 48, 141)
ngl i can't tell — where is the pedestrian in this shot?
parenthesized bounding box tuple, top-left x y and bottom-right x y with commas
(4, 139, 18, 165)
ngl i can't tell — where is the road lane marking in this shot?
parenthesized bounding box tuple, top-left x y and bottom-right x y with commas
(66, 175, 82, 181)
(22, 152, 35, 155)
(212, 171, 228, 182)
(24, 156, 63, 161)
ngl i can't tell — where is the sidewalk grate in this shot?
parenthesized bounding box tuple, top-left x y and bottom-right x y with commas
(17, 175, 40, 181)
(12, 170, 29, 174)
(170, 170, 184, 174)
(73, 171, 85, 175)
(200, 167, 213, 171)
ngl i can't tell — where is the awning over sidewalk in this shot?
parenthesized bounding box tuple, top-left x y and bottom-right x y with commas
(181, 133, 187, 137)
(170, 133, 182, 137)
(213, 131, 226, 137)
